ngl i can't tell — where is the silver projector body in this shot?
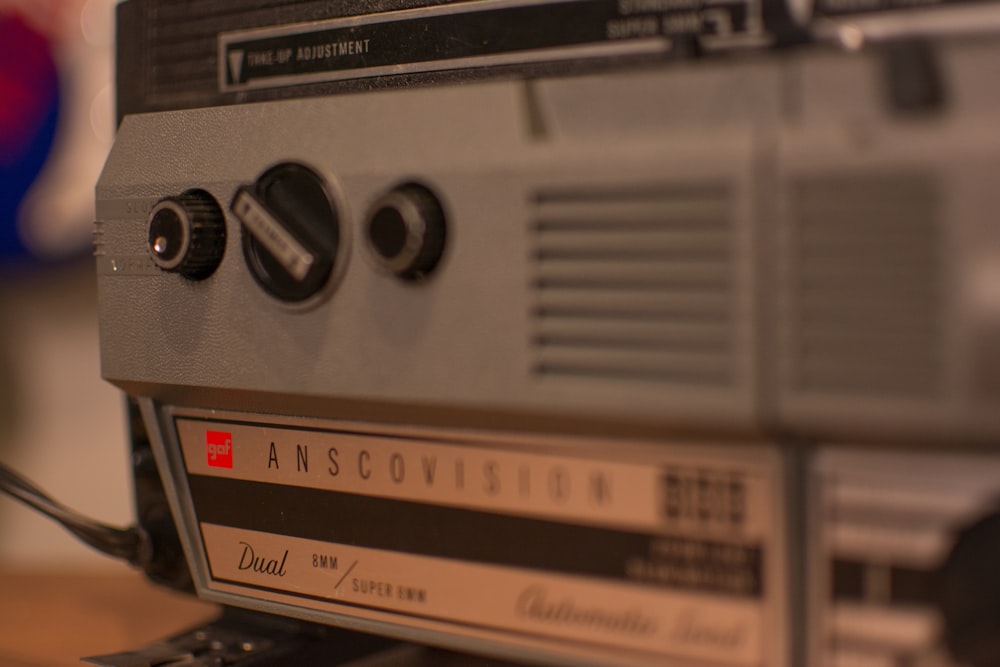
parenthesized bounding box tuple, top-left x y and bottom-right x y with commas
(96, 1, 1000, 665)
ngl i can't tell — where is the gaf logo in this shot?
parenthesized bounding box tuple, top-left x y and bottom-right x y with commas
(206, 430, 233, 468)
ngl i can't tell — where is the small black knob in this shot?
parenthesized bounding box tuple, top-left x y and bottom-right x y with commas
(939, 510, 1000, 667)
(366, 184, 446, 281)
(146, 189, 226, 280)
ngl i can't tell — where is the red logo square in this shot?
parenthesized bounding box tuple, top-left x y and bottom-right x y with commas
(206, 430, 233, 468)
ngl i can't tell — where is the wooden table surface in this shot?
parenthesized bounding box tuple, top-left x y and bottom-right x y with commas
(0, 569, 218, 667)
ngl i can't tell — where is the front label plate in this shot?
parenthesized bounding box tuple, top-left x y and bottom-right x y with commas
(172, 413, 784, 665)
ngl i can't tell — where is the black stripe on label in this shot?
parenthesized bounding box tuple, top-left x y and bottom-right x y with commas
(189, 475, 763, 598)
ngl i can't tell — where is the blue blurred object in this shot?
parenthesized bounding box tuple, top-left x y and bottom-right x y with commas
(0, 13, 61, 263)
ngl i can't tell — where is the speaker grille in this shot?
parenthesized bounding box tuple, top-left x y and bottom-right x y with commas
(788, 173, 943, 398)
(530, 184, 735, 386)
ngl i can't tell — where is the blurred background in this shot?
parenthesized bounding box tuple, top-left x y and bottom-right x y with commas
(0, 0, 132, 571)
(0, 4, 217, 663)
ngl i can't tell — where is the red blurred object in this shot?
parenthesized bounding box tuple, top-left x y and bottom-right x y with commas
(0, 13, 59, 165)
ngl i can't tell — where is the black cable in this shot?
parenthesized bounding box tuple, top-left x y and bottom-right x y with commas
(0, 462, 151, 567)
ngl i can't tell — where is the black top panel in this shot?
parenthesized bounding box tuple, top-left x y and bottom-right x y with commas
(115, 0, 995, 121)
(115, 0, 776, 121)
(118, 0, 654, 120)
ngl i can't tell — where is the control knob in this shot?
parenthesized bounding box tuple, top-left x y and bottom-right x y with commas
(365, 184, 446, 281)
(146, 189, 226, 280)
(232, 162, 341, 303)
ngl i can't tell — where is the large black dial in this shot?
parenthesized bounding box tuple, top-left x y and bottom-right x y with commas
(232, 162, 342, 303)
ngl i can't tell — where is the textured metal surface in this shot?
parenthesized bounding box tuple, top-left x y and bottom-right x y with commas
(97, 65, 769, 435)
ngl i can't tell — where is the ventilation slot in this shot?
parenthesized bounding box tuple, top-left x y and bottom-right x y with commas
(530, 185, 735, 386)
(790, 174, 943, 398)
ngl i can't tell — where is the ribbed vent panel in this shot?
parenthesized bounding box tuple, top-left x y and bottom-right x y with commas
(530, 185, 735, 385)
(147, 1, 308, 100)
(140, 0, 464, 105)
(790, 174, 943, 398)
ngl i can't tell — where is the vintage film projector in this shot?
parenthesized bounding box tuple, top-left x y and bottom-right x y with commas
(92, 0, 1000, 665)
